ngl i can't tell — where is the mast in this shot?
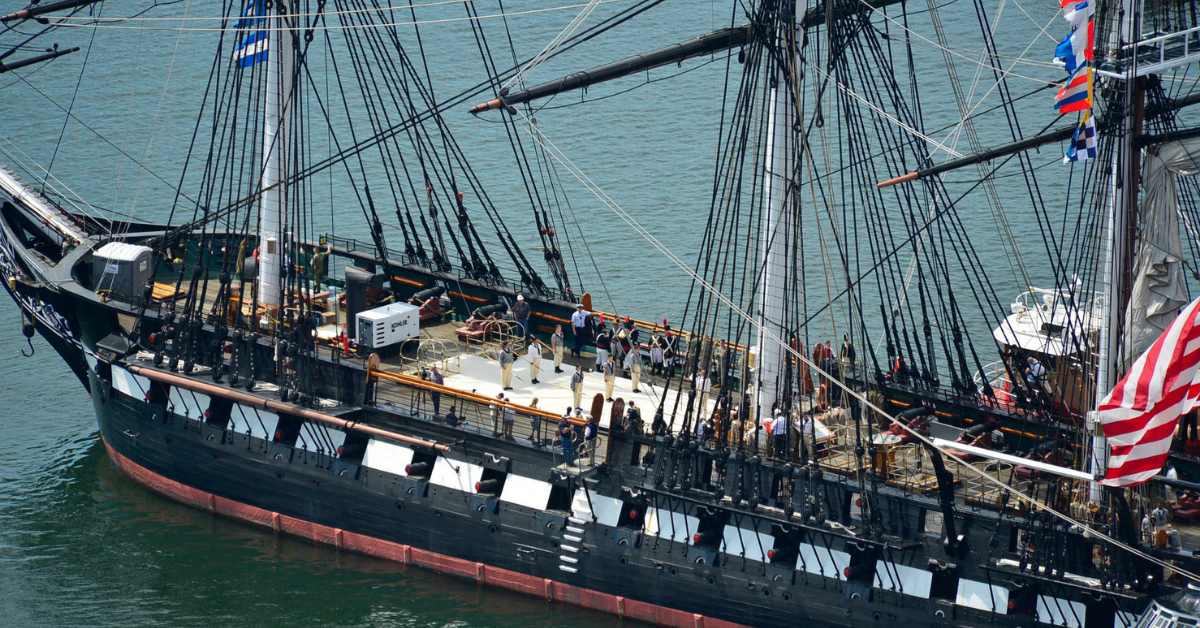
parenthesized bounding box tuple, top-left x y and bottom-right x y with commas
(754, 1, 797, 418)
(1090, 0, 1142, 498)
(257, 1, 294, 309)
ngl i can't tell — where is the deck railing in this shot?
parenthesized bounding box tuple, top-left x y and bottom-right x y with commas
(367, 363, 608, 468)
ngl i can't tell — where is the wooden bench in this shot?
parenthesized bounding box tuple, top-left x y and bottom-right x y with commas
(151, 282, 186, 301)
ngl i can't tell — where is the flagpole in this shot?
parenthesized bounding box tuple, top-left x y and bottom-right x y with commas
(257, 0, 293, 311)
(754, 0, 796, 421)
(1090, 0, 1142, 500)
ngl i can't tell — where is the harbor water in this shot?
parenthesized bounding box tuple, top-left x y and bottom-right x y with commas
(0, 1, 1064, 625)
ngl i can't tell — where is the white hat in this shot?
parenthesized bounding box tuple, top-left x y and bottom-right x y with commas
(517, 295, 525, 301)
(575, 303, 583, 308)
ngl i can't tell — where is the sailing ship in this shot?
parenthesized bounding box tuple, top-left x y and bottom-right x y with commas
(5, 0, 1200, 626)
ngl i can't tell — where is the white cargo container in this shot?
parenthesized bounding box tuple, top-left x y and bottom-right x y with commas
(356, 302, 419, 348)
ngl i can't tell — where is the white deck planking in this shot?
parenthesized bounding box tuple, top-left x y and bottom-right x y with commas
(437, 354, 715, 430)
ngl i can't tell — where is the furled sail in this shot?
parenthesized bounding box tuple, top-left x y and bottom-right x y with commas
(1122, 137, 1197, 365)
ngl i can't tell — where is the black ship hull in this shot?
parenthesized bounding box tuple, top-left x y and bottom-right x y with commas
(86, 376, 983, 628)
(0, 186, 1154, 628)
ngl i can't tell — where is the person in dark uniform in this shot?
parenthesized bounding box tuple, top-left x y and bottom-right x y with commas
(559, 412, 576, 465)
(594, 324, 611, 371)
(571, 304, 589, 357)
(511, 294, 531, 339)
(428, 366, 444, 415)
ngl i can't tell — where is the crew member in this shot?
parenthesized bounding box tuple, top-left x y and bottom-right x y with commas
(626, 402, 643, 434)
(594, 324, 611, 371)
(527, 338, 543, 384)
(1025, 356, 1048, 395)
(502, 400, 517, 439)
(571, 304, 589, 357)
(663, 331, 677, 376)
(625, 347, 642, 393)
(649, 331, 665, 376)
(491, 393, 506, 435)
(585, 414, 600, 464)
(571, 365, 585, 408)
(603, 354, 617, 401)
(511, 294, 531, 339)
(840, 333, 856, 366)
(771, 409, 789, 458)
(530, 398, 543, 445)
(499, 343, 515, 390)
(311, 243, 330, 288)
(560, 411, 577, 465)
(613, 323, 629, 365)
(428, 366, 444, 415)
(551, 324, 565, 373)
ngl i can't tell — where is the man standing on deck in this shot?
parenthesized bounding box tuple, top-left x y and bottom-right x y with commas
(771, 409, 789, 458)
(559, 412, 576, 466)
(595, 324, 611, 372)
(551, 324, 565, 373)
(840, 333, 856, 368)
(499, 343, 515, 390)
(650, 332, 665, 376)
(311, 243, 330, 288)
(603, 354, 617, 402)
(571, 304, 589, 357)
(527, 338, 543, 384)
(625, 347, 643, 393)
(571, 365, 585, 408)
(1025, 356, 1048, 396)
(429, 366, 444, 415)
(511, 294, 531, 340)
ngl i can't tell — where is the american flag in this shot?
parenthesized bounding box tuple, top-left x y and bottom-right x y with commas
(1098, 297, 1200, 487)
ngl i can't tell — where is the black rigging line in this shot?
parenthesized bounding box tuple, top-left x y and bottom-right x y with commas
(43, 1, 100, 190)
(153, 0, 667, 245)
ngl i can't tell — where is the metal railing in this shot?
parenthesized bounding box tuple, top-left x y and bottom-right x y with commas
(1128, 24, 1200, 75)
(368, 364, 607, 468)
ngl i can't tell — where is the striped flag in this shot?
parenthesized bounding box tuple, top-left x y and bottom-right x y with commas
(1063, 0, 1093, 27)
(1063, 111, 1097, 163)
(1098, 298, 1200, 487)
(233, 0, 269, 69)
(1055, 20, 1094, 73)
(1055, 67, 1093, 113)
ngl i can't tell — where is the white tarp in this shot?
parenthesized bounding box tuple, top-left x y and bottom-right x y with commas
(111, 366, 149, 399)
(430, 457, 483, 493)
(168, 387, 209, 420)
(797, 543, 850, 579)
(295, 422, 346, 455)
(362, 439, 414, 476)
(721, 526, 774, 562)
(500, 475, 554, 510)
(955, 578, 1008, 614)
(643, 507, 698, 543)
(1124, 138, 1199, 363)
(1036, 594, 1086, 628)
(572, 489, 622, 526)
(228, 404, 278, 440)
(873, 561, 933, 598)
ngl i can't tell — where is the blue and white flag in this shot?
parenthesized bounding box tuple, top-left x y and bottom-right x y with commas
(233, 0, 269, 69)
(1063, 111, 1097, 163)
(1063, 0, 1093, 27)
(1055, 20, 1094, 73)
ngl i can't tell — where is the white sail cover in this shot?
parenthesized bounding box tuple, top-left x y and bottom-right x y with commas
(1123, 138, 1197, 364)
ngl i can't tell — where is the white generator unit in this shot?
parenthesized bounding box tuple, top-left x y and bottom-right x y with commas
(356, 302, 419, 349)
